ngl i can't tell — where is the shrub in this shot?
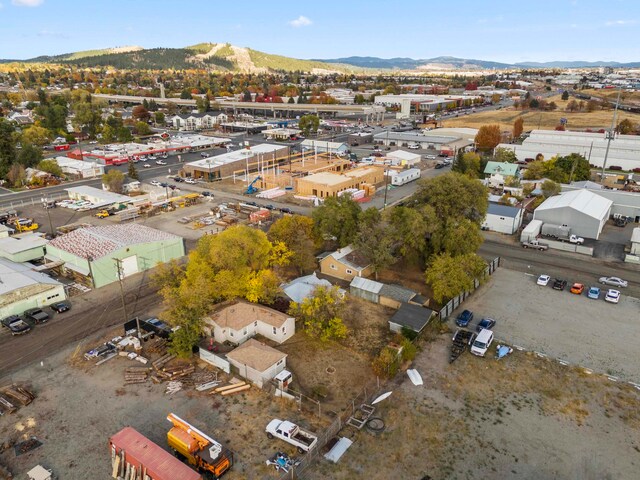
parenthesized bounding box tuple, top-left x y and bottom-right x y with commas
(371, 347, 400, 379)
(400, 338, 417, 362)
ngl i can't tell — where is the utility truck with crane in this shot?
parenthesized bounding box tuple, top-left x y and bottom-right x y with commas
(167, 413, 233, 479)
(245, 176, 262, 195)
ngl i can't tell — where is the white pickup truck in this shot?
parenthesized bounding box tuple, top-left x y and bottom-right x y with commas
(266, 419, 318, 453)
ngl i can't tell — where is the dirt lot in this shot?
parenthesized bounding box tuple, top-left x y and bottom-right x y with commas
(306, 335, 640, 480)
(454, 268, 640, 381)
(443, 94, 640, 131)
(0, 331, 330, 480)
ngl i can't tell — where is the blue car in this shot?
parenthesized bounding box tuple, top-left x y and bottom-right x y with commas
(455, 309, 474, 327)
(587, 286, 601, 299)
(476, 317, 496, 333)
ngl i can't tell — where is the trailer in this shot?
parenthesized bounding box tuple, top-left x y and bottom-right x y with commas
(520, 220, 543, 243)
(450, 329, 476, 363)
(110, 427, 202, 480)
(391, 168, 421, 186)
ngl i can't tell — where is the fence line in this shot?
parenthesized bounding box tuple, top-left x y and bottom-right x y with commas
(0, 190, 70, 211)
(438, 256, 501, 320)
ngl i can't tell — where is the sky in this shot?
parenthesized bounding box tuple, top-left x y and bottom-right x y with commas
(0, 0, 639, 63)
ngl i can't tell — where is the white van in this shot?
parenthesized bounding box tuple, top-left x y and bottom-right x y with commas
(470, 329, 494, 357)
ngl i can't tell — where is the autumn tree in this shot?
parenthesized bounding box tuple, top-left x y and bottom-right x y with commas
(541, 179, 561, 198)
(268, 215, 318, 274)
(132, 105, 150, 122)
(37, 159, 63, 177)
(425, 253, 487, 303)
(288, 286, 348, 342)
(102, 169, 125, 193)
(566, 100, 579, 112)
(617, 119, 636, 135)
(354, 208, 395, 279)
(512, 117, 524, 138)
(452, 151, 481, 178)
(312, 194, 361, 247)
(474, 124, 501, 151)
(494, 147, 517, 163)
(6, 164, 26, 187)
(21, 126, 51, 147)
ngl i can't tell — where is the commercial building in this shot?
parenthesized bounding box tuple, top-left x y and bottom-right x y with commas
(374, 94, 483, 118)
(386, 150, 421, 167)
(374, 127, 477, 155)
(482, 203, 524, 235)
(496, 130, 640, 170)
(0, 233, 47, 263)
(225, 339, 287, 388)
(262, 127, 301, 141)
(533, 189, 613, 239)
(563, 183, 640, 223)
(65, 186, 132, 208)
(295, 167, 383, 198)
(183, 144, 288, 181)
(45, 224, 185, 288)
(54, 157, 104, 178)
(168, 112, 228, 131)
(0, 257, 66, 318)
(204, 300, 295, 346)
(300, 140, 349, 155)
(318, 245, 372, 281)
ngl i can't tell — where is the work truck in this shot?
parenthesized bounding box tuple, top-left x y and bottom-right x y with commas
(521, 240, 549, 251)
(266, 419, 318, 453)
(167, 413, 233, 479)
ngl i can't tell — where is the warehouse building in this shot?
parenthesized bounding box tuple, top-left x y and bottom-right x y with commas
(300, 140, 349, 155)
(563, 183, 640, 223)
(386, 149, 421, 167)
(183, 144, 288, 181)
(533, 189, 613, 239)
(45, 224, 185, 288)
(496, 130, 640, 170)
(0, 257, 66, 318)
(0, 233, 47, 263)
(55, 157, 104, 178)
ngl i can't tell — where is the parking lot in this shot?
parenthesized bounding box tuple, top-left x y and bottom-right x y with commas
(454, 268, 640, 381)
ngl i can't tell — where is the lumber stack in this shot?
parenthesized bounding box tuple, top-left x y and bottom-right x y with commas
(146, 338, 167, 355)
(212, 381, 250, 396)
(0, 385, 35, 406)
(151, 353, 175, 370)
(124, 367, 151, 385)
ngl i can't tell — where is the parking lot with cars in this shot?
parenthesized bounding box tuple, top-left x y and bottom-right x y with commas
(453, 267, 640, 381)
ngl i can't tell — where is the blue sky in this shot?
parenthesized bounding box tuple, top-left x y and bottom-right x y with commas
(1, 0, 639, 62)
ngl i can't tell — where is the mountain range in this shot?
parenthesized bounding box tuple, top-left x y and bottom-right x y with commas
(2, 44, 639, 71)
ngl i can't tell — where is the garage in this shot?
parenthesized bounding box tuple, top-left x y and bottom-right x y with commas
(121, 255, 138, 278)
(533, 189, 613, 240)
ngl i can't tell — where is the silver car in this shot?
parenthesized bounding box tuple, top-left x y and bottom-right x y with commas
(599, 276, 628, 288)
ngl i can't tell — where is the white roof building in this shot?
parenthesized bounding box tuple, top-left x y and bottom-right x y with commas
(55, 156, 104, 178)
(386, 149, 421, 166)
(534, 189, 613, 239)
(281, 272, 345, 303)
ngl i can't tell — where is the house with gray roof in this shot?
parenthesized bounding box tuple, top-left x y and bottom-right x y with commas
(482, 202, 524, 235)
(388, 302, 435, 334)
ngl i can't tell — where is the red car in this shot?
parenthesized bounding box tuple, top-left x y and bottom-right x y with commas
(570, 283, 585, 295)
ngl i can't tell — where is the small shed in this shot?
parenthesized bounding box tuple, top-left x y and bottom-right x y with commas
(27, 466, 53, 480)
(350, 276, 383, 303)
(386, 149, 421, 167)
(226, 339, 287, 388)
(388, 303, 435, 334)
(379, 283, 418, 309)
(631, 227, 640, 255)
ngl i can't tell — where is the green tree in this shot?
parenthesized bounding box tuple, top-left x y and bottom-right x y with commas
(425, 253, 487, 304)
(180, 89, 192, 99)
(312, 194, 361, 247)
(384, 205, 435, 264)
(554, 153, 590, 182)
(298, 114, 320, 136)
(154, 111, 165, 125)
(268, 215, 318, 274)
(0, 118, 18, 177)
(354, 208, 395, 279)
(452, 151, 481, 178)
(429, 218, 484, 258)
(522, 160, 545, 180)
(196, 97, 210, 113)
(494, 147, 517, 163)
(21, 126, 51, 147)
(541, 179, 561, 198)
(561, 90, 569, 101)
(135, 121, 152, 136)
(288, 286, 348, 342)
(102, 169, 125, 193)
(36, 159, 63, 177)
(474, 124, 502, 151)
(72, 101, 103, 138)
(17, 143, 43, 168)
(127, 161, 139, 180)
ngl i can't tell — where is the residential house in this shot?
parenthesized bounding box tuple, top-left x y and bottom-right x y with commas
(482, 202, 524, 235)
(318, 245, 372, 281)
(169, 113, 228, 131)
(281, 272, 345, 304)
(484, 161, 520, 189)
(204, 300, 295, 345)
(350, 276, 429, 309)
(225, 338, 287, 388)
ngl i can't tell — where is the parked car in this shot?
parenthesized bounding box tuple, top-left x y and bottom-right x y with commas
(599, 276, 628, 288)
(455, 309, 474, 327)
(200, 152, 210, 158)
(279, 207, 294, 214)
(605, 289, 620, 304)
(570, 283, 585, 295)
(173, 176, 184, 182)
(476, 317, 496, 332)
(143, 163, 151, 168)
(470, 328, 494, 357)
(184, 178, 197, 184)
(1, 315, 31, 335)
(24, 308, 49, 324)
(536, 274, 551, 286)
(587, 286, 601, 299)
(263, 204, 275, 210)
(407, 143, 420, 149)
(552, 279, 568, 291)
(156, 160, 167, 165)
(50, 302, 70, 313)
(201, 191, 212, 197)
(150, 180, 161, 187)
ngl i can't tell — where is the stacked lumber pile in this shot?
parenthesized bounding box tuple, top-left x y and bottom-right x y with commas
(0, 385, 35, 415)
(155, 364, 195, 382)
(146, 338, 167, 355)
(124, 367, 152, 385)
(212, 381, 250, 396)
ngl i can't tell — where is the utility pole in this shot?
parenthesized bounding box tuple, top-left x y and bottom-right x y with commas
(383, 169, 390, 210)
(113, 258, 131, 329)
(601, 87, 622, 182)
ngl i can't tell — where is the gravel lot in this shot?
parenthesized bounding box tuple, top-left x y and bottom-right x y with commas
(456, 268, 640, 381)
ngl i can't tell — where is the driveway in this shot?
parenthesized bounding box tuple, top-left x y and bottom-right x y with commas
(453, 268, 640, 382)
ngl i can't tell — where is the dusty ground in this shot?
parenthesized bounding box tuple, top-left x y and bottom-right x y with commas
(443, 94, 640, 131)
(457, 268, 640, 381)
(0, 330, 328, 480)
(306, 335, 640, 480)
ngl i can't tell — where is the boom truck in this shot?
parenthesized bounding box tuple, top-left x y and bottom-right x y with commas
(167, 413, 233, 479)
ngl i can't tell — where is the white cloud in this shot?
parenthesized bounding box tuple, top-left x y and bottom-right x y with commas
(289, 15, 312, 28)
(605, 19, 637, 27)
(12, 0, 44, 6)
